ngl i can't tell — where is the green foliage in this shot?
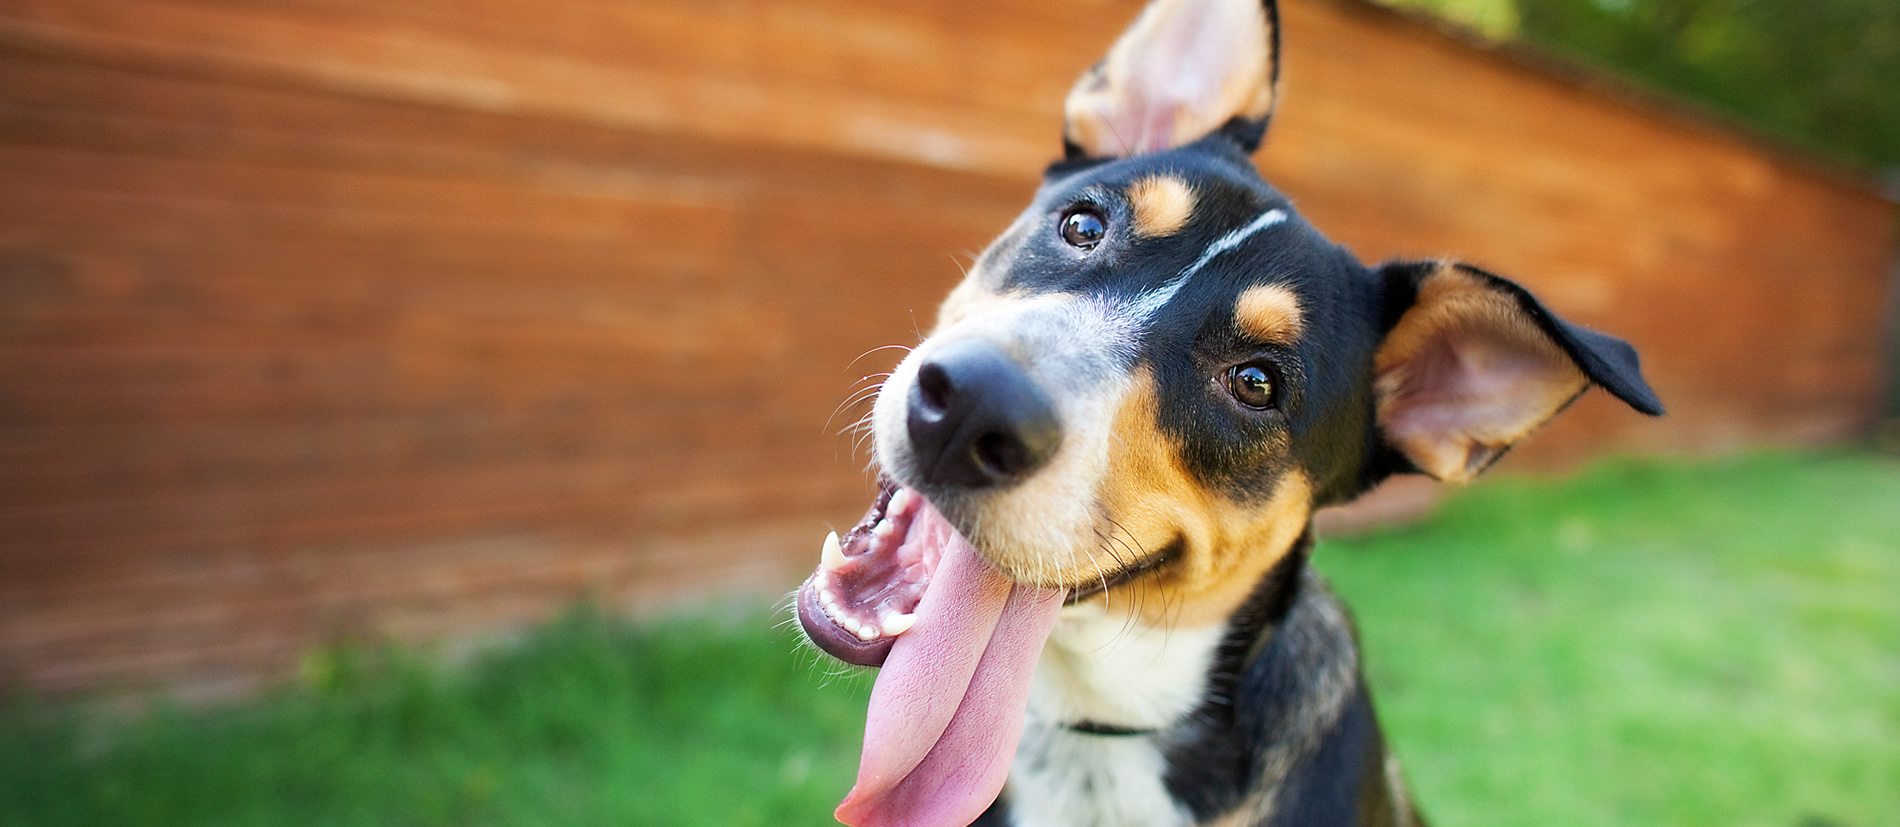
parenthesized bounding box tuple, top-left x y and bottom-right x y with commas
(1382, 0, 1900, 170)
(0, 453, 1894, 826)
(1383, 0, 1523, 39)
(1515, 0, 1900, 169)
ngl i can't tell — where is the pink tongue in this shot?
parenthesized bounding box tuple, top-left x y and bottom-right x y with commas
(834, 508, 1066, 827)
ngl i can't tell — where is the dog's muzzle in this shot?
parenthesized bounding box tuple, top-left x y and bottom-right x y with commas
(905, 338, 1062, 489)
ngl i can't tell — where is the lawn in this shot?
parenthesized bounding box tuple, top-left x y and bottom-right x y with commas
(2, 452, 1895, 826)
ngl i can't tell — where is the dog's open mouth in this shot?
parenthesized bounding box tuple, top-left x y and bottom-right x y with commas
(796, 477, 1068, 827)
(795, 479, 932, 667)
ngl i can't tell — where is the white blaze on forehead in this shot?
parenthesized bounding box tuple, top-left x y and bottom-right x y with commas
(930, 296, 1129, 388)
(1126, 208, 1288, 321)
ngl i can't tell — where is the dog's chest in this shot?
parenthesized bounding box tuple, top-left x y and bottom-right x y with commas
(1004, 605, 1228, 827)
(1007, 729, 1190, 827)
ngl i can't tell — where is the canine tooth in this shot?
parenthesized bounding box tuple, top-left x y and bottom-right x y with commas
(882, 613, 917, 636)
(888, 488, 915, 517)
(821, 531, 845, 570)
(856, 623, 879, 641)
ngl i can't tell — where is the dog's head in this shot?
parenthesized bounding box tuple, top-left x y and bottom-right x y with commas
(797, 1, 1660, 824)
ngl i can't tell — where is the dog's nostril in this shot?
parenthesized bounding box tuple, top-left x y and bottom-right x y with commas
(971, 432, 1026, 478)
(916, 362, 952, 415)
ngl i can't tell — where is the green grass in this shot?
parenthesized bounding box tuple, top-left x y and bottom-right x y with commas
(0, 611, 874, 827)
(1317, 452, 1900, 826)
(2, 452, 1895, 826)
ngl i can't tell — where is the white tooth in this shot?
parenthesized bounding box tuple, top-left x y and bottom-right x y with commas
(873, 519, 895, 540)
(856, 624, 879, 641)
(821, 531, 845, 570)
(841, 616, 861, 634)
(824, 599, 842, 617)
(888, 489, 915, 517)
(820, 589, 836, 606)
(882, 613, 917, 636)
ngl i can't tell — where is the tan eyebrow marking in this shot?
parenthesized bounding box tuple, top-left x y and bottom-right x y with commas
(1235, 284, 1304, 344)
(1127, 175, 1195, 238)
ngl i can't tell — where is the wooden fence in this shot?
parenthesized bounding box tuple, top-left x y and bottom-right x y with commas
(0, 0, 1892, 695)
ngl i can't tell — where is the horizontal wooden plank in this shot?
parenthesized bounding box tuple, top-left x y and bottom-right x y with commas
(0, 0, 1890, 695)
(0, 0, 1059, 175)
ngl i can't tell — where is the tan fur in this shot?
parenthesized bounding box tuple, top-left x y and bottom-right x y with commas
(1374, 263, 1587, 483)
(1128, 175, 1196, 238)
(1064, 0, 1276, 157)
(1091, 369, 1312, 628)
(1234, 283, 1304, 344)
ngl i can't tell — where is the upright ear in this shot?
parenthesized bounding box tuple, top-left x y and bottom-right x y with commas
(1064, 0, 1280, 159)
(1374, 261, 1663, 484)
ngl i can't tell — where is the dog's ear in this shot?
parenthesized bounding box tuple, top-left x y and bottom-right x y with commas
(1374, 261, 1662, 484)
(1064, 0, 1280, 159)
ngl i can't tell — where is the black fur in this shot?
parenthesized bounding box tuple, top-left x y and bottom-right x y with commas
(950, 106, 1660, 827)
(863, 1, 1661, 823)
(1162, 535, 1312, 819)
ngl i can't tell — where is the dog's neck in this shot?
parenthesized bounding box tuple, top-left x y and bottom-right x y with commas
(1029, 529, 1314, 733)
(1004, 532, 1323, 827)
(1031, 598, 1235, 732)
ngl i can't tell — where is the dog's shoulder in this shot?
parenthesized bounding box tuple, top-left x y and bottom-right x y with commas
(1168, 569, 1422, 827)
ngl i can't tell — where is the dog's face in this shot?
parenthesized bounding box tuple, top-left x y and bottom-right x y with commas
(798, 1, 1660, 823)
(869, 141, 1379, 627)
(862, 116, 1659, 633)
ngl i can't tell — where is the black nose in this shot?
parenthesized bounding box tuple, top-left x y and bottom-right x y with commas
(905, 339, 1062, 489)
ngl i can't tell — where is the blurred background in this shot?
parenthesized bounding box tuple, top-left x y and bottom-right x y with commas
(0, 0, 1894, 824)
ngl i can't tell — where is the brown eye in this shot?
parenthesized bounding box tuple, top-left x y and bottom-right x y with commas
(1225, 364, 1275, 409)
(1060, 209, 1106, 249)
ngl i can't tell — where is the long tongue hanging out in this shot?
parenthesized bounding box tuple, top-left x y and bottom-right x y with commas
(797, 494, 1065, 827)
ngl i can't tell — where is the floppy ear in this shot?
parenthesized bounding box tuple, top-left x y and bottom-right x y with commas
(1064, 0, 1280, 159)
(1374, 261, 1663, 484)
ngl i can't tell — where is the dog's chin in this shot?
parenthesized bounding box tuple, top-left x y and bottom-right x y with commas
(936, 491, 1179, 601)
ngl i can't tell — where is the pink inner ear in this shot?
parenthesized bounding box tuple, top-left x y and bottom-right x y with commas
(1382, 323, 1586, 482)
(1065, 0, 1273, 157)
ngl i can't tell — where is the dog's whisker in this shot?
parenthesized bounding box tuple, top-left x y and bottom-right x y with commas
(824, 385, 888, 435)
(850, 419, 880, 457)
(835, 386, 884, 416)
(845, 343, 912, 372)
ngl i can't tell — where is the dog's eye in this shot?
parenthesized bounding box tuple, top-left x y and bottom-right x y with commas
(1059, 208, 1107, 249)
(1224, 364, 1276, 410)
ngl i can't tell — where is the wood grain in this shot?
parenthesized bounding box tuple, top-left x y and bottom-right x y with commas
(0, 0, 1891, 695)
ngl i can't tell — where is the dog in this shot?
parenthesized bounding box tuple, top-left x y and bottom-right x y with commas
(794, 0, 1662, 824)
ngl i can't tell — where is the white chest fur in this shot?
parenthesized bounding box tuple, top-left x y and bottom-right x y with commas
(1005, 603, 1229, 827)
